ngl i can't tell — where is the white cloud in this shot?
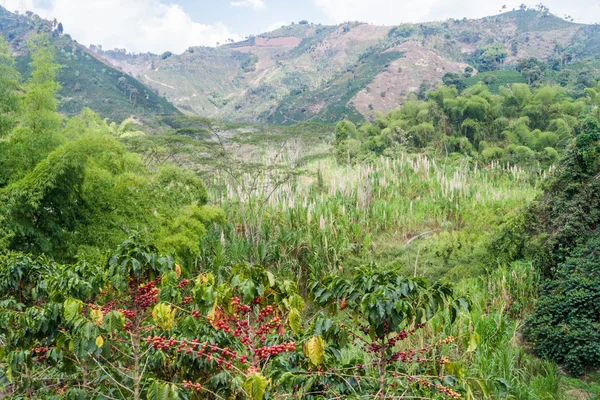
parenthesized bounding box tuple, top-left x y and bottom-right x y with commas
(314, 0, 435, 25)
(4, 0, 241, 54)
(231, 0, 266, 10)
(313, 0, 599, 25)
(265, 20, 288, 32)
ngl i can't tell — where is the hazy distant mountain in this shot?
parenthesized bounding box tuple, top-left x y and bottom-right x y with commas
(91, 9, 600, 125)
(4, 5, 599, 125)
(0, 6, 179, 122)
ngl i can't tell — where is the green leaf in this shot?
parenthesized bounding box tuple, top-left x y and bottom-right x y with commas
(496, 378, 511, 396)
(288, 308, 301, 334)
(152, 303, 176, 330)
(476, 379, 491, 397)
(146, 381, 180, 400)
(304, 335, 325, 365)
(445, 362, 465, 380)
(467, 332, 479, 353)
(243, 372, 269, 400)
(457, 297, 470, 312)
(449, 304, 457, 324)
(63, 298, 83, 322)
(277, 372, 296, 386)
(266, 271, 276, 287)
(285, 293, 305, 311)
(103, 310, 125, 333)
(303, 376, 316, 393)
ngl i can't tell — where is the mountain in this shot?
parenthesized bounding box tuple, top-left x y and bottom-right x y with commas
(94, 9, 600, 125)
(0, 6, 179, 122)
(4, 6, 597, 125)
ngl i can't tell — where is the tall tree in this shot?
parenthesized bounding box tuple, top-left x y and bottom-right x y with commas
(20, 36, 62, 136)
(0, 37, 21, 138)
(0, 36, 63, 186)
(516, 57, 547, 86)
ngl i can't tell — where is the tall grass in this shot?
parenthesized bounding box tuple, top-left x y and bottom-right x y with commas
(196, 145, 587, 398)
(401, 262, 564, 399)
(200, 153, 544, 285)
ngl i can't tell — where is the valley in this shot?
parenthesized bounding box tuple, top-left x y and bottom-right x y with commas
(1, 3, 600, 400)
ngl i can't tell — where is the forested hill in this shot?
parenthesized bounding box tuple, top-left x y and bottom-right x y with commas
(0, 6, 179, 122)
(94, 7, 600, 125)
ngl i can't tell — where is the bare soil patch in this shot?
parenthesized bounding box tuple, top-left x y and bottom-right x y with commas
(351, 42, 468, 119)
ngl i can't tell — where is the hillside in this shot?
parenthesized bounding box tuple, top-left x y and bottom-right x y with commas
(93, 9, 599, 124)
(0, 6, 179, 122)
(4, 3, 600, 397)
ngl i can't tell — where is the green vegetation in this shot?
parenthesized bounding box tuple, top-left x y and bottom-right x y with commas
(502, 8, 574, 32)
(467, 43, 508, 72)
(461, 70, 527, 93)
(51, 39, 178, 121)
(544, 60, 600, 97)
(0, 37, 20, 137)
(489, 117, 600, 376)
(0, 7, 178, 122)
(2, 7, 600, 400)
(334, 82, 583, 168)
(328, 78, 600, 390)
(0, 36, 221, 266)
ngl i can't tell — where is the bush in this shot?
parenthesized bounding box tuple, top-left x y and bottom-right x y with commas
(538, 147, 559, 164)
(483, 75, 497, 85)
(529, 119, 600, 275)
(512, 145, 535, 162)
(410, 122, 436, 146)
(526, 233, 600, 376)
(334, 119, 357, 142)
(440, 136, 474, 155)
(389, 25, 416, 38)
(481, 146, 505, 162)
(335, 138, 362, 163)
(536, 131, 558, 150)
(520, 118, 600, 375)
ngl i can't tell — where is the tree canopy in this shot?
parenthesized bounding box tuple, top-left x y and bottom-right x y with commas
(334, 81, 584, 166)
(0, 36, 223, 266)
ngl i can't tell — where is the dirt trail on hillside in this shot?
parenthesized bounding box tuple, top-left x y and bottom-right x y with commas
(144, 75, 176, 90)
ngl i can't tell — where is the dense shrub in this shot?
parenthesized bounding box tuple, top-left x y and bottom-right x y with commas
(526, 233, 600, 375)
(334, 83, 585, 167)
(490, 118, 600, 275)
(481, 146, 505, 161)
(492, 117, 600, 374)
(512, 145, 535, 162)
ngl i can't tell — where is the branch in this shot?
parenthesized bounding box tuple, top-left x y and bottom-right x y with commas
(81, 384, 125, 400)
(109, 343, 135, 360)
(98, 353, 135, 380)
(90, 356, 134, 394)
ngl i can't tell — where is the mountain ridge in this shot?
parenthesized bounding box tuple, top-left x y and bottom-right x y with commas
(2, 5, 598, 125)
(0, 6, 179, 122)
(88, 8, 598, 125)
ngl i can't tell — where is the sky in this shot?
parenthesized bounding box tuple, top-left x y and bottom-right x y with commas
(2, 0, 599, 54)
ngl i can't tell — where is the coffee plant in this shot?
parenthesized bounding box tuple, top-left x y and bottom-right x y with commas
(0, 239, 469, 399)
